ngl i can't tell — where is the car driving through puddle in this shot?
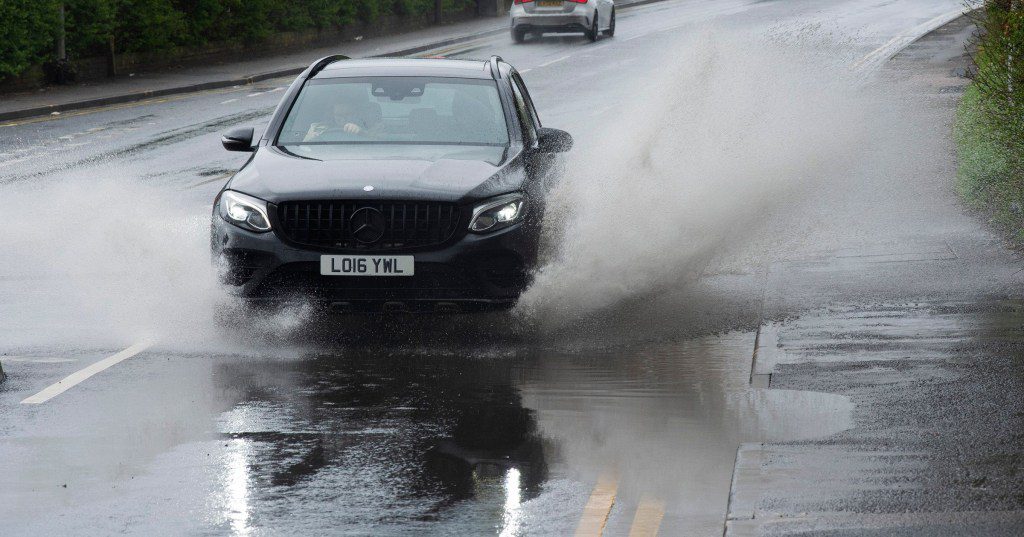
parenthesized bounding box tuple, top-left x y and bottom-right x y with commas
(211, 56, 572, 313)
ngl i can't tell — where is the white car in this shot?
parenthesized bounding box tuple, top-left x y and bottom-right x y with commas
(510, 0, 616, 43)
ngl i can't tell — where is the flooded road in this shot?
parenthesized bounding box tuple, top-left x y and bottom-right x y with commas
(3, 0, 1023, 535)
(0, 327, 852, 535)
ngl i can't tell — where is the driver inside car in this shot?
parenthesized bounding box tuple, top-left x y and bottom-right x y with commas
(303, 91, 382, 141)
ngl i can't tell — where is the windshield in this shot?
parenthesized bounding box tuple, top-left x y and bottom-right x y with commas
(277, 77, 509, 146)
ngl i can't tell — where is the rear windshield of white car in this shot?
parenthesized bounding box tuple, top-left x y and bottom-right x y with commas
(277, 77, 509, 146)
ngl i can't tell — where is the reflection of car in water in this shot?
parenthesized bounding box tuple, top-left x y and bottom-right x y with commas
(212, 56, 573, 313)
(213, 351, 548, 520)
(510, 0, 616, 43)
(424, 381, 548, 503)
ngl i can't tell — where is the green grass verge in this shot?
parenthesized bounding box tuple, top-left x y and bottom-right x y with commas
(955, 83, 1024, 243)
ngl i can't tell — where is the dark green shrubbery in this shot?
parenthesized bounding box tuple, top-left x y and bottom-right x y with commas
(957, 1, 1024, 239)
(0, 0, 61, 78)
(0, 0, 476, 79)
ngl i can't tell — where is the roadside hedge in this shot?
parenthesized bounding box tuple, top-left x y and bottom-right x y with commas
(0, 0, 61, 79)
(957, 0, 1024, 239)
(0, 0, 476, 79)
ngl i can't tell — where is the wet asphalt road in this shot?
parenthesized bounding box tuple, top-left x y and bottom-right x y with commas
(3, 0, 1023, 535)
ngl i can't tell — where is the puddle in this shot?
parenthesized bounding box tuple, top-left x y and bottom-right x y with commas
(200, 331, 852, 535)
(0, 322, 853, 536)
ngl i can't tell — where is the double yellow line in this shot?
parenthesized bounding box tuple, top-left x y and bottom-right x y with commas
(575, 475, 666, 537)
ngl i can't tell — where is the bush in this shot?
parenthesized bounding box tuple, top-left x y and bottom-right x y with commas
(956, 87, 1018, 210)
(0, 1, 60, 78)
(65, 0, 117, 58)
(0, 0, 480, 80)
(117, 0, 188, 52)
(971, 1, 1024, 177)
(958, 1, 1024, 240)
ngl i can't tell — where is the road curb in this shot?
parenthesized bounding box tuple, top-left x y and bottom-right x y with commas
(0, 72, 311, 123)
(855, 8, 975, 74)
(722, 442, 767, 536)
(749, 323, 784, 388)
(0, 0, 671, 122)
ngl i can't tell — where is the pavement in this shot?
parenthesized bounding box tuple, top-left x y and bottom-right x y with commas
(0, 0, 666, 122)
(724, 14, 1024, 536)
(1, 0, 1020, 535)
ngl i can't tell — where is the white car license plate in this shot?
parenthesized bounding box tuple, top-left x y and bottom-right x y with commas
(320, 255, 414, 276)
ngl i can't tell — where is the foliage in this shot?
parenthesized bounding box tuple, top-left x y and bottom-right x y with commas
(971, 1, 1024, 174)
(0, 0, 61, 78)
(64, 0, 116, 56)
(0, 0, 479, 79)
(957, 87, 1013, 205)
(960, 1, 1024, 239)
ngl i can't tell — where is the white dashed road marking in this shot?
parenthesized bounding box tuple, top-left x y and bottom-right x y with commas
(539, 55, 572, 68)
(20, 340, 155, 404)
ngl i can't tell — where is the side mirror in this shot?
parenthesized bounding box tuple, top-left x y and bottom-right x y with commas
(537, 127, 573, 153)
(221, 127, 255, 152)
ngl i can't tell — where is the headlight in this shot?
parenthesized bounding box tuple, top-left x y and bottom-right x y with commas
(219, 190, 271, 232)
(469, 194, 526, 233)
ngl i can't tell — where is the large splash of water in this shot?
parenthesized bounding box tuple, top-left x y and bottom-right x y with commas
(516, 28, 907, 326)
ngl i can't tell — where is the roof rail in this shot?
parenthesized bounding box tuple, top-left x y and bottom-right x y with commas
(307, 54, 351, 78)
(488, 55, 503, 80)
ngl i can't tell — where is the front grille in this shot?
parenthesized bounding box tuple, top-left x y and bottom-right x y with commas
(276, 200, 462, 251)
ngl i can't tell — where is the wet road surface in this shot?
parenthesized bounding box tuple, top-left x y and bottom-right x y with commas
(3, 0, 1023, 535)
(0, 328, 852, 535)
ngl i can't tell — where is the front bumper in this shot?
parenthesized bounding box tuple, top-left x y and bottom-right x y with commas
(211, 214, 539, 313)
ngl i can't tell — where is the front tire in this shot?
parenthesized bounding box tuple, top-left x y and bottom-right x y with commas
(603, 9, 616, 37)
(586, 13, 599, 42)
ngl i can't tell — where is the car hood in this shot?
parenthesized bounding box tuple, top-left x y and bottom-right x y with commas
(227, 144, 524, 204)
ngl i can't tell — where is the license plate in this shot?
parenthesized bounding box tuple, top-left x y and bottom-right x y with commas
(320, 255, 414, 276)
(537, 0, 562, 6)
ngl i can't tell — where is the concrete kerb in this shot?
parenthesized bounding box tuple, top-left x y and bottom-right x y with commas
(0, 0, 673, 122)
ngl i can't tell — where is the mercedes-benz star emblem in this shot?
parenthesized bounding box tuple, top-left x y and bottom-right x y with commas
(349, 207, 386, 244)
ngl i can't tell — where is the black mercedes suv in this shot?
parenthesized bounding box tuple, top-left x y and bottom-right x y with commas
(211, 55, 572, 313)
